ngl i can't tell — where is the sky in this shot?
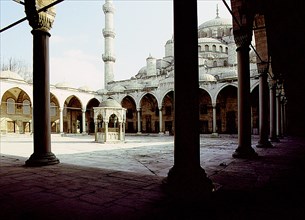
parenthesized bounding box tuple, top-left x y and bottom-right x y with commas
(0, 0, 231, 90)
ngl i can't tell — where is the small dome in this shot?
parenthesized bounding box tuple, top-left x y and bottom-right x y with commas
(55, 82, 72, 88)
(110, 84, 126, 92)
(199, 70, 217, 82)
(78, 86, 92, 91)
(0, 70, 25, 81)
(96, 88, 108, 94)
(99, 98, 122, 108)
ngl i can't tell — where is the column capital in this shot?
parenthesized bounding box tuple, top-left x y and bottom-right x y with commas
(268, 79, 277, 89)
(233, 28, 252, 49)
(25, 0, 56, 32)
(137, 108, 141, 112)
(257, 61, 269, 75)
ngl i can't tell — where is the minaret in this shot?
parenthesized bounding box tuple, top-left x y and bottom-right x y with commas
(102, 0, 116, 89)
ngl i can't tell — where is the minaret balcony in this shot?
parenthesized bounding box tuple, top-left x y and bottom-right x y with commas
(103, 4, 115, 14)
(103, 28, 116, 38)
(102, 54, 116, 62)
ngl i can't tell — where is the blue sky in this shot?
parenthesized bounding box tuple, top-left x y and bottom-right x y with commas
(0, 0, 231, 90)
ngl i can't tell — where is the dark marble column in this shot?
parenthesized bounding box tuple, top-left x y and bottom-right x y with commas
(256, 65, 273, 148)
(25, 1, 59, 166)
(232, 29, 257, 158)
(276, 91, 283, 138)
(269, 80, 279, 142)
(163, 0, 214, 199)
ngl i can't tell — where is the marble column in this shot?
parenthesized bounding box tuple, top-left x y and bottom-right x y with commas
(137, 108, 141, 134)
(256, 65, 272, 148)
(232, 29, 257, 158)
(159, 106, 163, 134)
(269, 80, 279, 142)
(82, 108, 86, 134)
(59, 107, 64, 134)
(163, 0, 214, 199)
(25, 0, 59, 166)
(119, 122, 122, 140)
(211, 103, 218, 137)
(104, 121, 108, 142)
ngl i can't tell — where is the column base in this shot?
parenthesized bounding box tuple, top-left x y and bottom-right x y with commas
(269, 137, 280, 142)
(256, 140, 273, 148)
(25, 152, 60, 167)
(162, 165, 214, 201)
(210, 133, 219, 138)
(232, 146, 258, 159)
(137, 132, 142, 135)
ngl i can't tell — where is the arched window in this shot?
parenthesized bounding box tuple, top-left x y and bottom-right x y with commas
(7, 98, 15, 114)
(205, 45, 209, 52)
(23, 100, 31, 115)
(213, 61, 217, 67)
(226, 47, 228, 54)
(219, 46, 223, 53)
(50, 102, 56, 117)
(224, 60, 228, 67)
(212, 45, 216, 52)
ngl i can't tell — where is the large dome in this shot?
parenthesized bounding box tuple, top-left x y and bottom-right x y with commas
(198, 17, 232, 30)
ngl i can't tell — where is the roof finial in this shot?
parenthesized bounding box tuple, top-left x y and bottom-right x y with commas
(216, 4, 220, 18)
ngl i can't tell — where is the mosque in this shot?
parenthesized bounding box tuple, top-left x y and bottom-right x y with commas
(0, 1, 260, 136)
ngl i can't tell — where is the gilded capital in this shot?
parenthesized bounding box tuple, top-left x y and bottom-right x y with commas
(25, 0, 56, 32)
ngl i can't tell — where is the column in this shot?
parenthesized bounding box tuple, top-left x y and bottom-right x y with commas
(104, 121, 108, 142)
(282, 97, 287, 136)
(119, 122, 123, 140)
(211, 103, 218, 137)
(137, 108, 141, 134)
(163, 0, 213, 199)
(276, 90, 282, 138)
(269, 80, 279, 142)
(25, 0, 59, 166)
(82, 108, 86, 134)
(232, 29, 257, 158)
(59, 107, 64, 134)
(159, 106, 163, 134)
(94, 120, 98, 141)
(256, 65, 272, 148)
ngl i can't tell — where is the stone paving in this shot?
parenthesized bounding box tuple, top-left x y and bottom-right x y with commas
(1, 134, 305, 219)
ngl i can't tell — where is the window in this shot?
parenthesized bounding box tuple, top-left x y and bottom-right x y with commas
(226, 47, 228, 54)
(7, 98, 15, 114)
(23, 100, 30, 115)
(219, 46, 223, 53)
(212, 45, 216, 52)
(224, 60, 228, 66)
(205, 45, 209, 52)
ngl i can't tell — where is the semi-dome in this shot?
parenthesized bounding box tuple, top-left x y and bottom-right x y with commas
(198, 17, 231, 30)
(99, 98, 122, 108)
(0, 70, 25, 81)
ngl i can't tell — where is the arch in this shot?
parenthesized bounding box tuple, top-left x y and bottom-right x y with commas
(121, 95, 137, 133)
(139, 93, 159, 133)
(199, 88, 213, 133)
(162, 91, 174, 134)
(86, 98, 100, 134)
(219, 45, 223, 53)
(64, 95, 82, 134)
(0, 87, 32, 134)
(216, 85, 238, 134)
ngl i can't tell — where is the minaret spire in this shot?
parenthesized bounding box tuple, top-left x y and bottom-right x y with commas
(102, 0, 116, 89)
(216, 4, 220, 18)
